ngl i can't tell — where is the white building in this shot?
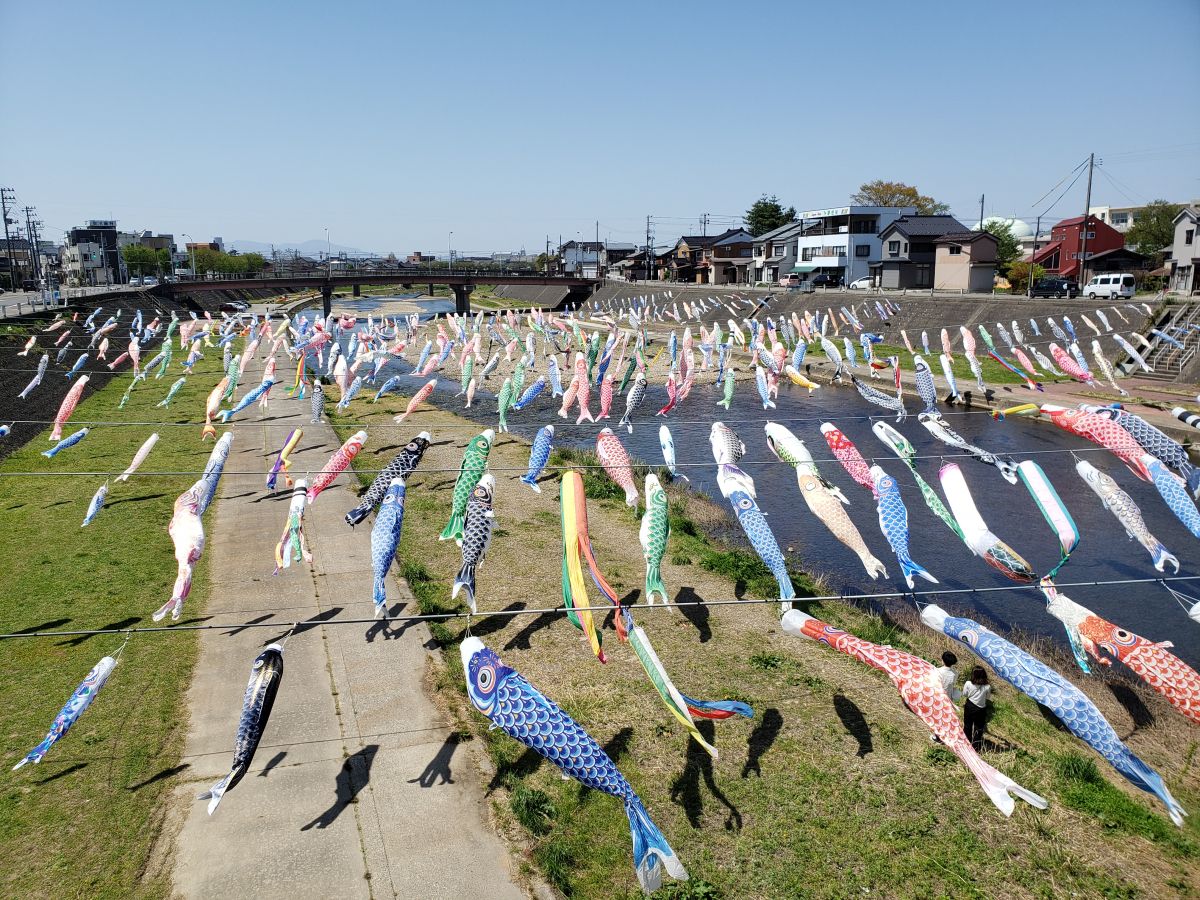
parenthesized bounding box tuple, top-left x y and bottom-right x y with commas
(751, 205, 917, 285)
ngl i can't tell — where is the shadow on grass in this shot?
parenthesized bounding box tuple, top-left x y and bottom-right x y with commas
(451, 602, 526, 643)
(670, 721, 742, 830)
(105, 493, 167, 508)
(674, 586, 711, 643)
(1109, 681, 1155, 735)
(488, 745, 543, 793)
(11, 618, 71, 634)
(127, 763, 190, 791)
(742, 708, 783, 777)
(60, 617, 140, 647)
(833, 694, 873, 758)
(503, 610, 559, 652)
(35, 763, 87, 784)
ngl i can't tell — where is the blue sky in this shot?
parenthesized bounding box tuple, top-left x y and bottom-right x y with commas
(2, 0, 1197, 255)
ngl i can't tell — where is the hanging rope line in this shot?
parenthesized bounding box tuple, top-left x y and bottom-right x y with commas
(2, 574, 1196, 641)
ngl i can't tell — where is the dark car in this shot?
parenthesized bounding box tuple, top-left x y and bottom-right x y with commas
(1031, 277, 1079, 298)
(810, 273, 842, 288)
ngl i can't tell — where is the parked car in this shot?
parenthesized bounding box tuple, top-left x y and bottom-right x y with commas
(778, 273, 804, 288)
(142, 276, 159, 287)
(810, 273, 841, 288)
(218, 301, 250, 314)
(129, 277, 142, 286)
(847, 276, 873, 290)
(1030, 277, 1079, 299)
(1082, 273, 1136, 300)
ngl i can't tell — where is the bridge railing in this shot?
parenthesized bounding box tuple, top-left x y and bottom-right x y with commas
(170, 268, 591, 283)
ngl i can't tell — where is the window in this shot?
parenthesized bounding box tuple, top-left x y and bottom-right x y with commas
(856, 245, 870, 257)
(1085, 231, 1095, 239)
(948, 244, 962, 255)
(1112, 213, 1128, 226)
(903, 243, 909, 255)
(1121, 276, 1135, 287)
(887, 241, 900, 257)
(1187, 229, 1194, 245)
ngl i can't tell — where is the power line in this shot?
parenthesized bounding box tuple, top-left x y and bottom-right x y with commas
(2, 574, 1196, 641)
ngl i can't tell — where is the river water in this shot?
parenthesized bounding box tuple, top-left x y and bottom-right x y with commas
(328, 296, 1200, 669)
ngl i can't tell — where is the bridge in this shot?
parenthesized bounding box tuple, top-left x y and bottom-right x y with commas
(161, 270, 600, 316)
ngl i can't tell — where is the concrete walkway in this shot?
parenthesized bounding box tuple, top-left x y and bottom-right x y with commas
(168, 354, 524, 898)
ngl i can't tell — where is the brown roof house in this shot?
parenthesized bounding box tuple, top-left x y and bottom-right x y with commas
(934, 231, 998, 292)
(872, 215, 996, 290)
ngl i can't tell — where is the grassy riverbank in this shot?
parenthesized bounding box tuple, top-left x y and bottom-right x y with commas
(0, 328, 224, 898)
(335, 386, 1200, 899)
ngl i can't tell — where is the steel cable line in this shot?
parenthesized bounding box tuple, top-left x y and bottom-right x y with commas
(2, 574, 1196, 641)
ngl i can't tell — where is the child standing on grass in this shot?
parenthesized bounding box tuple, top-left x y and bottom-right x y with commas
(962, 666, 992, 752)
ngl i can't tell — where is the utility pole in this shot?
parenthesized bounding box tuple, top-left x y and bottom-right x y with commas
(1079, 152, 1096, 286)
(23, 206, 42, 286)
(978, 195, 985, 229)
(701, 213, 709, 236)
(0, 187, 15, 290)
(646, 215, 652, 282)
(1027, 215, 1043, 298)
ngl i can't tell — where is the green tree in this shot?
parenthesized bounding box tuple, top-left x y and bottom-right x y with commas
(981, 219, 1021, 275)
(121, 243, 157, 275)
(1125, 199, 1183, 258)
(745, 195, 797, 237)
(1006, 260, 1045, 294)
(851, 180, 950, 215)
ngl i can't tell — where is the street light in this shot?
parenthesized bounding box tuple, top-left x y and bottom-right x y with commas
(448, 231, 453, 273)
(182, 233, 197, 280)
(324, 228, 331, 271)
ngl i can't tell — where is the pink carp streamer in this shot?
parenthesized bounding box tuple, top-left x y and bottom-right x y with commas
(307, 430, 368, 504)
(50, 376, 89, 441)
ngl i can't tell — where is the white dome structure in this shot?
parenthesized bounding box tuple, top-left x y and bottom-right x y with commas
(974, 216, 1034, 239)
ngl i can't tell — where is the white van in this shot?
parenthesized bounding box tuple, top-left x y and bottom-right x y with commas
(1082, 273, 1135, 300)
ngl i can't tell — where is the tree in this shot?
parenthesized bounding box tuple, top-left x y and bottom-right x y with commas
(745, 195, 796, 237)
(1006, 260, 1045, 294)
(851, 180, 950, 215)
(1125, 199, 1183, 258)
(121, 243, 157, 275)
(981, 219, 1021, 275)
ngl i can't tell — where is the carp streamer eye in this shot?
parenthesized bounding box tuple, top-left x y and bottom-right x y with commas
(738, 497, 752, 510)
(1112, 629, 1136, 645)
(477, 665, 495, 692)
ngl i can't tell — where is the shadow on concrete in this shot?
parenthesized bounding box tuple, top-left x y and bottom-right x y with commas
(258, 751, 287, 778)
(408, 733, 460, 788)
(264, 607, 343, 645)
(223, 614, 273, 636)
(301, 744, 378, 831)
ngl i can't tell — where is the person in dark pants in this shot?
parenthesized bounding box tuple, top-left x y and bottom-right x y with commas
(961, 666, 992, 752)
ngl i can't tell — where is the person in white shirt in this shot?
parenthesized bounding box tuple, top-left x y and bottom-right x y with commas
(929, 651, 961, 743)
(961, 666, 993, 752)
(933, 651, 962, 701)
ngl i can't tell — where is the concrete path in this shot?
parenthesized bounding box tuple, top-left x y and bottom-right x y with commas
(168, 353, 524, 898)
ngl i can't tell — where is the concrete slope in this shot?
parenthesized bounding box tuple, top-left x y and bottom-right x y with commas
(168, 350, 524, 899)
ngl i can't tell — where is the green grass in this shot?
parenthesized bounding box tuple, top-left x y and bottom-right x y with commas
(0, 336, 229, 897)
(871, 341, 1027, 386)
(332, 393, 1199, 900)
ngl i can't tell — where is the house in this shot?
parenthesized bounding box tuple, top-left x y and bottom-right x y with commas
(667, 229, 754, 284)
(611, 247, 672, 281)
(1168, 206, 1199, 294)
(1029, 214, 1124, 281)
(559, 241, 635, 278)
(407, 251, 436, 264)
(751, 206, 916, 285)
(1089, 204, 1145, 233)
(67, 220, 124, 285)
(871, 215, 974, 289)
(934, 231, 999, 292)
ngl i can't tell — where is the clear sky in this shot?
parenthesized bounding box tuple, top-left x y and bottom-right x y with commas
(2, 0, 1197, 255)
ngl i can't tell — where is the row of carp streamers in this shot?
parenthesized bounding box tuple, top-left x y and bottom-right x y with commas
(10, 294, 1200, 892)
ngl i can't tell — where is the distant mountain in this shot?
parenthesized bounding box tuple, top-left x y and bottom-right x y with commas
(229, 238, 378, 257)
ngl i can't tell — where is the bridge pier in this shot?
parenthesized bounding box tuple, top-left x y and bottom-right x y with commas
(452, 284, 472, 316)
(321, 284, 333, 318)
(352, 283, 361, 297)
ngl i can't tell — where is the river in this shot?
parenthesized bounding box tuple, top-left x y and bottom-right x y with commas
(327, 295, 1200, 669)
